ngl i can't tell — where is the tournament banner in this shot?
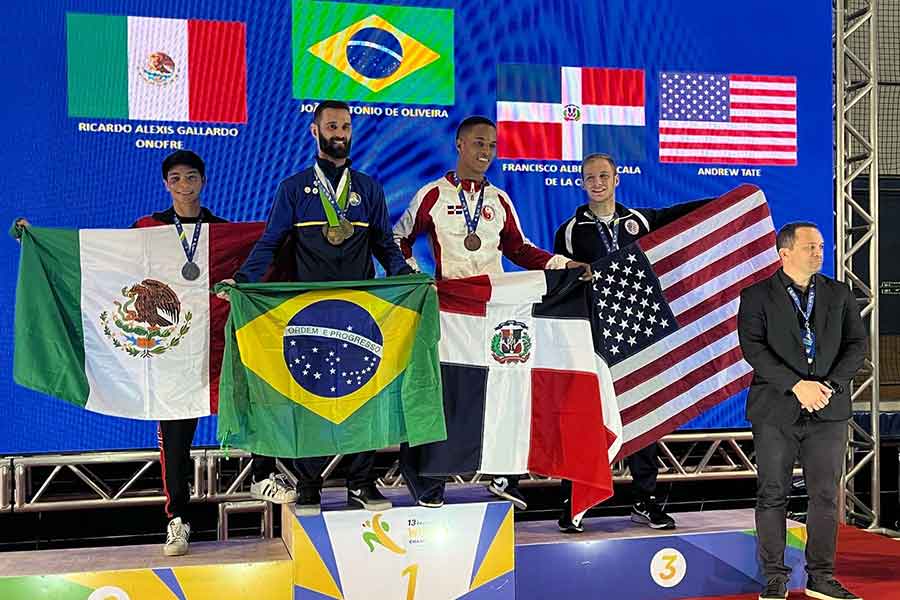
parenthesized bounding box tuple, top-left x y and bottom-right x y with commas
(11, 223, 261, 419)
(216, 274, 446, 457)
(290, 503, 514, 600)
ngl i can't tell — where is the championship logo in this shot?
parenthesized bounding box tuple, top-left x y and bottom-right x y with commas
(490, 320, 532, 364)
(100, 279, 192, 358)
(361, 513, 406, 554)
(139, 51, 177, 85)
(283, 300, 383, 397)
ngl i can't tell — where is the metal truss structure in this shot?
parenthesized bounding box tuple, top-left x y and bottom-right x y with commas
(835, 0, 881, 528)
(0, 432, 790, 515)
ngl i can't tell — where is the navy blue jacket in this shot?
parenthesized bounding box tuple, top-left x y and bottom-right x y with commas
(236, 160, 412, 282)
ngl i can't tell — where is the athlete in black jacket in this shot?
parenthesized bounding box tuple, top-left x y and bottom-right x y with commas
(554, 152, 707, 532)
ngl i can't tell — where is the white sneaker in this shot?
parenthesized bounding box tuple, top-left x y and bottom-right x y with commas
(250, 473, 298, 504)
(164, 517, 190, 556)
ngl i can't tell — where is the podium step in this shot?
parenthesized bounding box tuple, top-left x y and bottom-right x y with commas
(0, 538, 292, 599)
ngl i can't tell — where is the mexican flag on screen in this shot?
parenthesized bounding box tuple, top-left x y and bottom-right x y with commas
(12, 223, 262, 419)
(66, 13, 248, 123)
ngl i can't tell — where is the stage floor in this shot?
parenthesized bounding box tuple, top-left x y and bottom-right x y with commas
(0, 537, 289, 577)
(317, 483, 775, 544)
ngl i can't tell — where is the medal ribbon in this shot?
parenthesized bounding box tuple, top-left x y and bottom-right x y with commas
(452, 172, 486, 236)
(585, 210, 620, 253)
(172, 213, 203, 265)
(785, 282, 817, 364)
(314, 163, 350, 227)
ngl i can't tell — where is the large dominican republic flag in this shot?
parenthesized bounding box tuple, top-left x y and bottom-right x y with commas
(591, 184, 780, 458)
(496, 64, 646, 161)
(418, 269, 621, 517)
(658, 72, 798, 165)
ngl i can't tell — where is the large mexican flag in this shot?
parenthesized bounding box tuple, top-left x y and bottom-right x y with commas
(13, 224, 261, 419)
(217, 275, 446, 457)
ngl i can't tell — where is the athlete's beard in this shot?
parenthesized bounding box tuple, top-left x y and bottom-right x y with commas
(318, 132, 351, 160)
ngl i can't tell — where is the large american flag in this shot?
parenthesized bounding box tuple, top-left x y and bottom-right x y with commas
(658, 72, 797, 166)
(590, 184, 779, 458)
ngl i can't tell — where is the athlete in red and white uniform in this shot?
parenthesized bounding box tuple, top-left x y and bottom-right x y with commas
(393, 116, 588, 511)
(394, 171, 569, 279)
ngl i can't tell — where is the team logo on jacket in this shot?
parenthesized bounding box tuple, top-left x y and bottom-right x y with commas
(490, 320, 532, 364)
(100, 279, 192, 358)
(283, 300, 383, 397)
(349, 191, 361, 206)
(139, 52, 177, 85)
(481, 205, 495, 221)
(625, 219, 640, 235)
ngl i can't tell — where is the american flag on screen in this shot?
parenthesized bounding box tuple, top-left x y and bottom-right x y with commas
(589, 184, 780, 458)
(658, 72, 797, 166)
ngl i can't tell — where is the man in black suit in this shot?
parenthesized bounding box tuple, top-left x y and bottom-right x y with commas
(738, 222, 866, 600)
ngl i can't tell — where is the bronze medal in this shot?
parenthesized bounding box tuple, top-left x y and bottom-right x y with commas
(339, 217, 354, 239)
(464, 232, 482, 251)
(323, 223, 346, 245)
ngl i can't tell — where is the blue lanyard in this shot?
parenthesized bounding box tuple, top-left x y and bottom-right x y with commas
(172, 213, 203, 264)
(586, 211, 620, 253)
(452, 173, 486, 235)
(785, 282, 816, 364)
(314, 163, 351, 222)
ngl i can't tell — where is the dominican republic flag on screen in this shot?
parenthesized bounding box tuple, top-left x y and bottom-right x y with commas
(594, 184, 780, 458)
(417, 269, 622, 517)
(496, 63, 646, 161)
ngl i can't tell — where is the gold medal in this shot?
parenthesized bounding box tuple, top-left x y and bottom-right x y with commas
(323, 223, 346, 245)
(339, 217, 354, 239)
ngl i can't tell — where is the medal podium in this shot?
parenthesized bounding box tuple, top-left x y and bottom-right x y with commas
(0, 485, 807, 600)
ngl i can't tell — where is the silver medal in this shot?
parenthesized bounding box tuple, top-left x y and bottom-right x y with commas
(181, 261, 201, 281)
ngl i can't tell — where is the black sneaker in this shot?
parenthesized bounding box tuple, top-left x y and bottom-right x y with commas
(631, 497, 676, 529)
(758, 576, 788, 600)
(294, 487, 321, 517)
(557, 500, 584, 533)
(348, 484, 392, 511)
(417, 490, 444, 508)
(487, 477, 528, 510)
(805, 578, 862, 600)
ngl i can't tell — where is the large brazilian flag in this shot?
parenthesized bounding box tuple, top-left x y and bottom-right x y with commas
(217, 275, 445, 457)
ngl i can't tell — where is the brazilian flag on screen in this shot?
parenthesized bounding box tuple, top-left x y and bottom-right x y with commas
(216, 275, 446, 457)
(293, 0, 454, 105)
